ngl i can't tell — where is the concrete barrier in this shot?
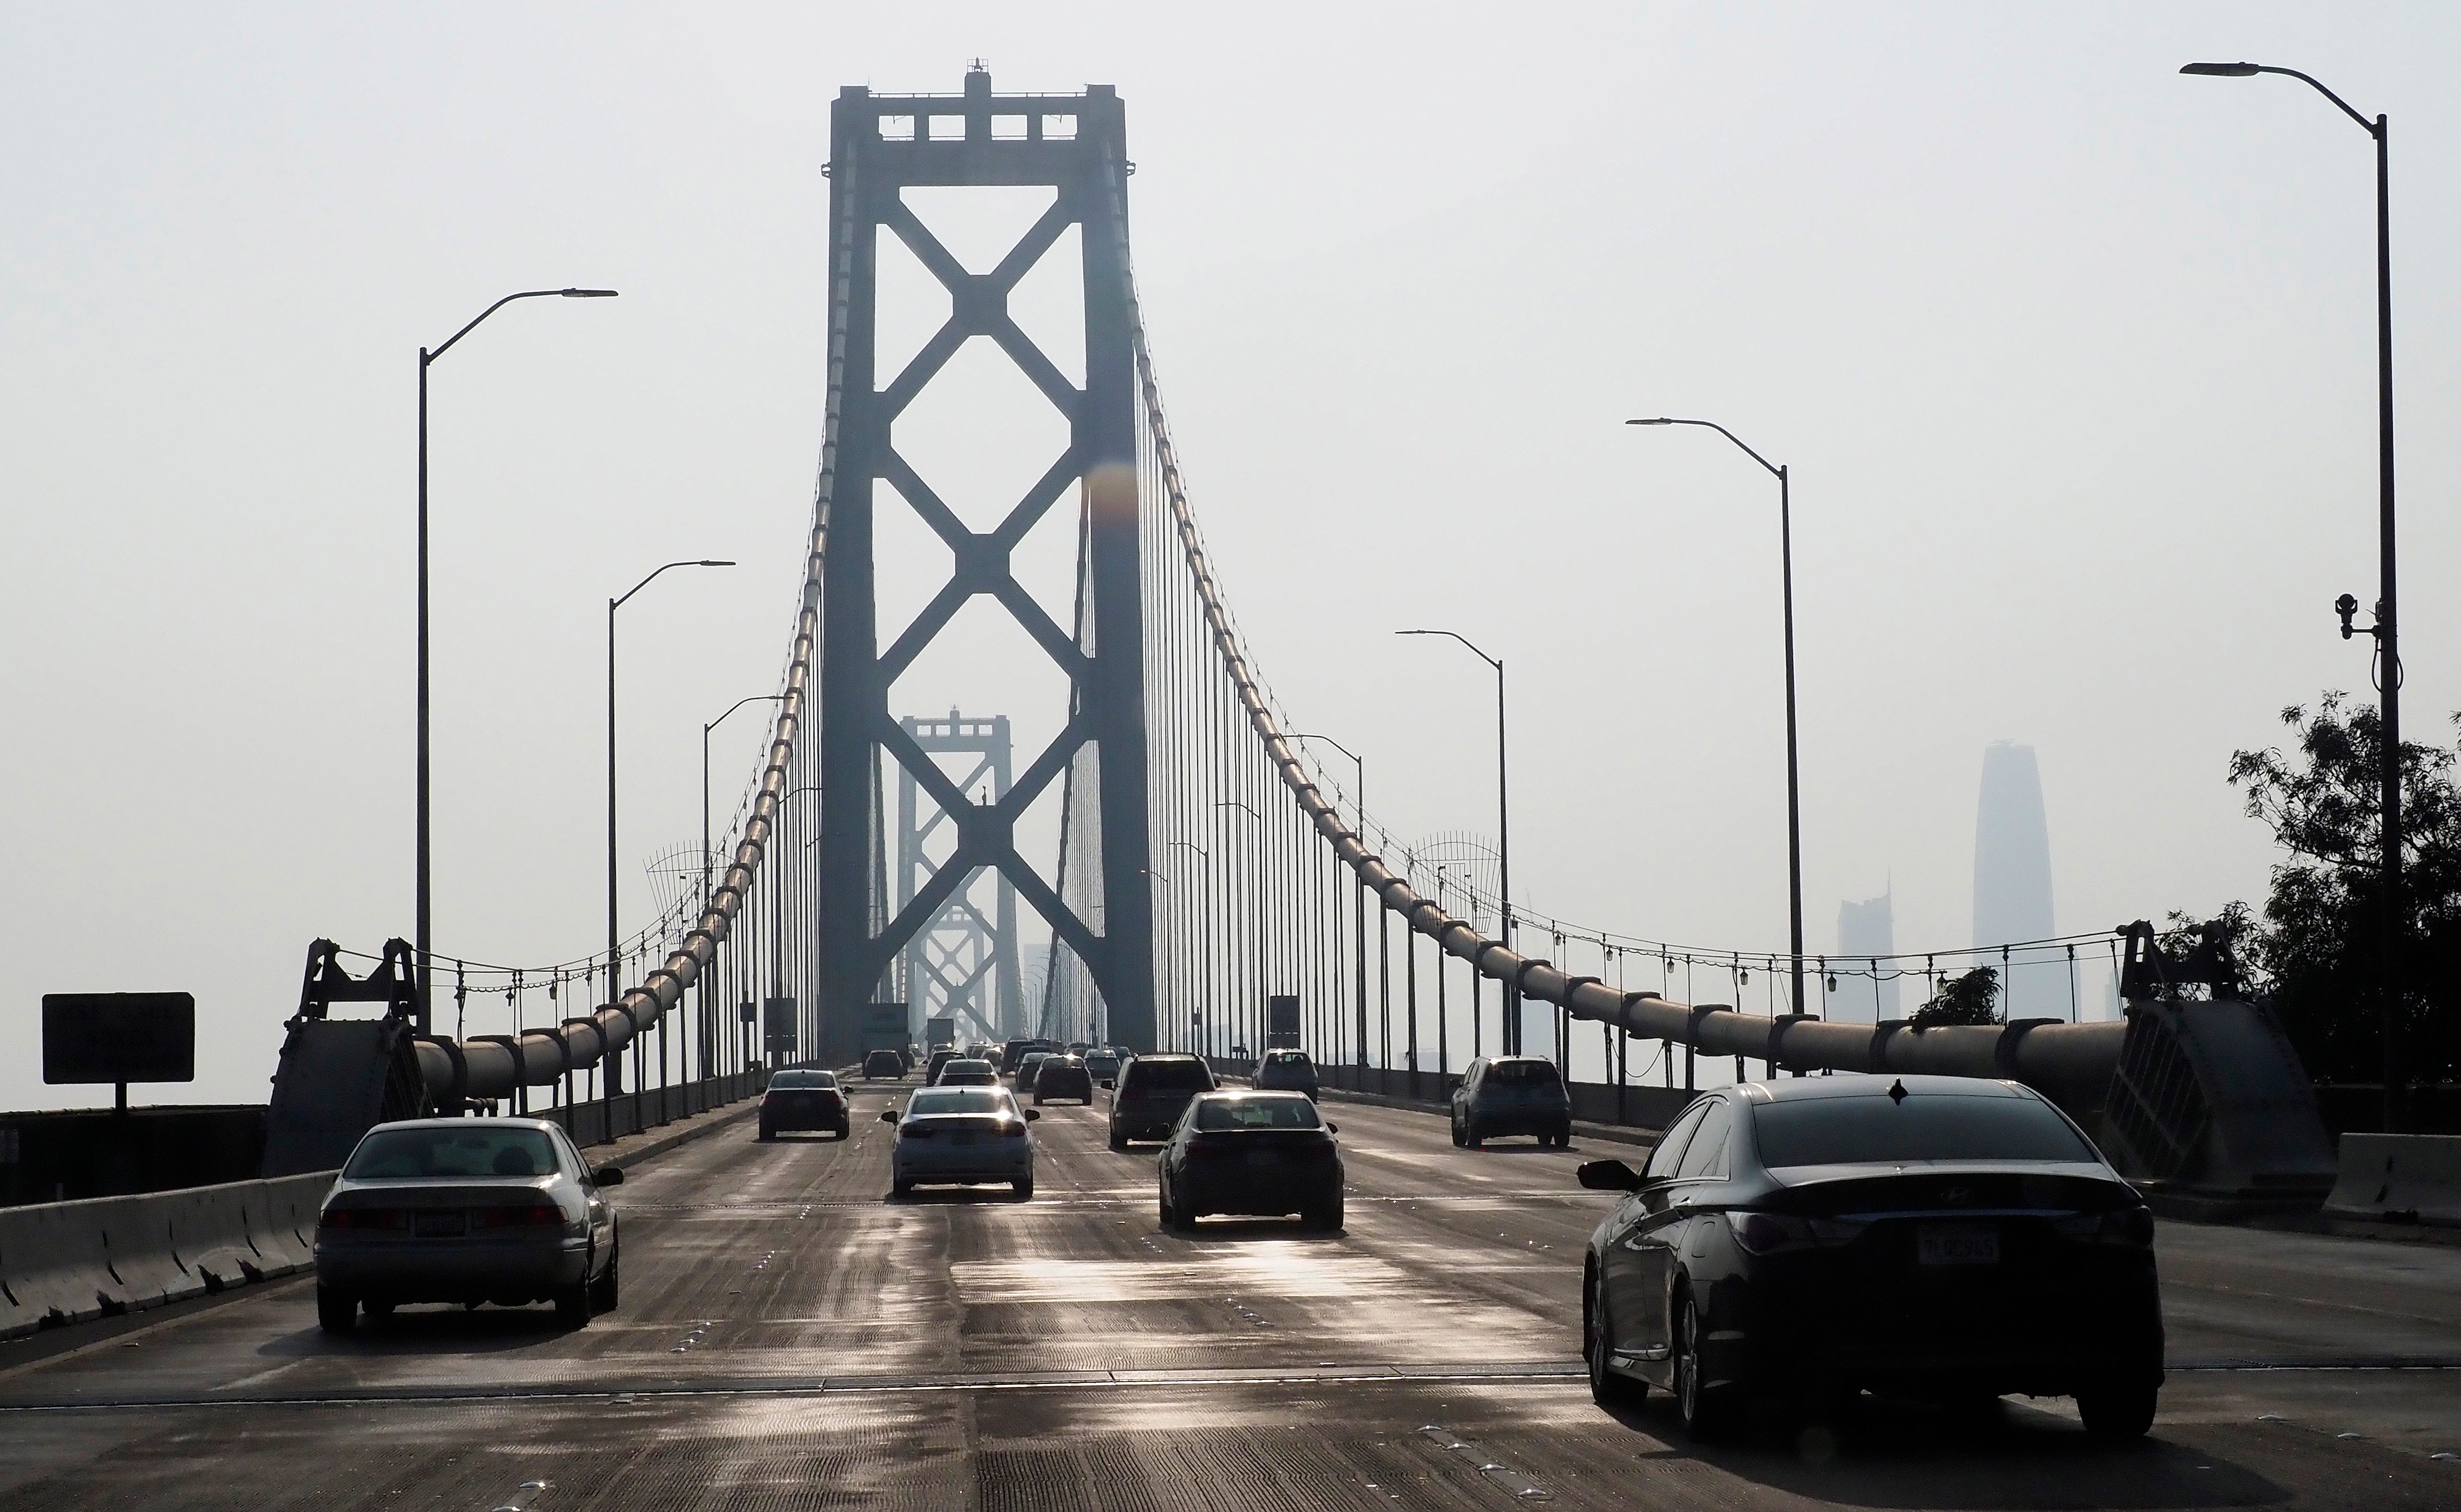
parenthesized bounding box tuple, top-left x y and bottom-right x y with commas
(0, 1171, 337, 1339)
(2323, 1133, 2461, 1227)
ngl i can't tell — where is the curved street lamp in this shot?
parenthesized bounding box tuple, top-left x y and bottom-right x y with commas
(2181, 61, 2406, 1131)
(415, 287, 616, 1030)
(1626, 417, 1805, 1035)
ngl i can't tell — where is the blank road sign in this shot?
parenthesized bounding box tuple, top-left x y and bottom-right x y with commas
(42, 992, 197, 1084)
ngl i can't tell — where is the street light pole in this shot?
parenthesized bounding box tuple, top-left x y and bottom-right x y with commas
(2183, 59, 2406, 1133)
(1625, 418, 1806, 1028)
(1292, 734, 1368, 1072)
(1396, 631, 1516, 1053)
(1216, 799, 1261, 1059)
(607, 559, 735, 1052)
(704, 695, 789, 911)
(415, 286, 615, 1031)
(1169, 839, 1216, 1058)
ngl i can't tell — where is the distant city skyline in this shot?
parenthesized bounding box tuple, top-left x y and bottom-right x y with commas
(1973, 741, 2058, 1018)
(1835, 884, 1899, 1022)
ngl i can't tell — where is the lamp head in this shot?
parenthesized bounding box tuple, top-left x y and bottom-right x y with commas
(1624, 417, 1675, 426)
(699, 559, 737, 568)
(561, 288, 620, 297)
(2335, 592, 2361, 639)
(2180, 62, 2261, 77)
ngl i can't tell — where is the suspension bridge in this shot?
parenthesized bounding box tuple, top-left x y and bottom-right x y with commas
(5, 67, 2452, 1512)
(239, 66, 2328, 1208)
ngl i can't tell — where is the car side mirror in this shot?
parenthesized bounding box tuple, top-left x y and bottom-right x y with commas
(1324, 1122, 1339, 1135)
(592, 1165, 624, 1186)
(1024, 1108, 1041, 1121)
(1575, 1158, 1644, 1192)
(1101, 1078, 1115, 1089)
(880, 1109, 900, 1123)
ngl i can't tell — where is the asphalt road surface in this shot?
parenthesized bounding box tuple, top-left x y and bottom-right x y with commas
(0, 1083, 2455, 1509)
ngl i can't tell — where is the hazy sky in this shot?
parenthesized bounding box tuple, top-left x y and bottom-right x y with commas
(4, 4, 2455, 1106)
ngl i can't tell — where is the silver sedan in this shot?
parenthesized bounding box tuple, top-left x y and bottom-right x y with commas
(884, 1087, 1040, 1199)
(313, 1118, 620, 1332)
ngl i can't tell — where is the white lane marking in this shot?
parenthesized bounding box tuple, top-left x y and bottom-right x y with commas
(1419, 1424, 1553, 1502)
(486, 1479, 551, 1512)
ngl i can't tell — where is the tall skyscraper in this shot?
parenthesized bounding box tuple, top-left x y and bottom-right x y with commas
(1973, 741, 2056, 1018)
(1835, 887, 1899, 1022)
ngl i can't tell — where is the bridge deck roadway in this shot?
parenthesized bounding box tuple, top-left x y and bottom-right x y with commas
(0, 1089, 2453, 1508)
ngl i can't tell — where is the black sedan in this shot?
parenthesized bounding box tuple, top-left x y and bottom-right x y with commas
(1157, 1090, 1343, 1231)
(1580, 1075, 2161, 1440)
(758, 1069, 850, 1140)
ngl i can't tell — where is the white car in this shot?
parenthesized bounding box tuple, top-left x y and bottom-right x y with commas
(883, 1086, 1040, 1199)
(314, 1117, 620, 1332)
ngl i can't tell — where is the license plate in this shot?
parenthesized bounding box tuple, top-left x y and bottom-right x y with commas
(1244, 1150, 1277, 1168)
(1918, 1224, 1998, 1266)
(952, 1133, 976, 1146)
(414, 1211, 467, 1239)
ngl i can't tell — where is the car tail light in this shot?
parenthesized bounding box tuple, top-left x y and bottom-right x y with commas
(900, 1123, 933, 1139)
(475, 1204, 565, 1228)
(1726, 1211, 1821, 1255)
(2056, 1207, 2154, 1246)
(319, 1207, 406, 1231)
(1001, 1121, 1027, 1138)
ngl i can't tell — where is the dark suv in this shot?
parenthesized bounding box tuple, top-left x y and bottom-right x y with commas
(1107, 1053, 1216, 1149)
(1034, 1055, 1095, 1105)
(862, 1049, 907, 1080)
(1252, 1049, 1321, 1099)
(1451, 1056, 1573, 1148)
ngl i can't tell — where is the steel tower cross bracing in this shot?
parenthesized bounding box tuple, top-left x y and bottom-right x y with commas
(817, 69, 1156, 1061)
(895, 711, 1026, 1043)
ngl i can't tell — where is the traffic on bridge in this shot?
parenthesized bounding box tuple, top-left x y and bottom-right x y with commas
(4, 11, 2458, 1511)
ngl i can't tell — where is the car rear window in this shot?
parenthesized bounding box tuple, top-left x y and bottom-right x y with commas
(1195, 1095, 1322, 1131)
(771, 1071, 837, 1089)
(346, 1127, 560, 1180)
(1488, 1061, 1562, 1087)
(909, 1089, 1015, 1116)
(1129, 1058, 1213, 1090)
(1752, 1094, 2098, 1168)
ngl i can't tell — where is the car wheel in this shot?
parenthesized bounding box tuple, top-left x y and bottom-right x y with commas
(552, 1280, 592, 1329)
(1109, 1130, 1129, 1152)
(1012, 1175, 1034, 1200)
(1674, 1289, 1739, 1439)
(1450, 1112, 1465, 1148)
(1465, 1121, 1485, 1150)
(834, 1121, 851, 1140)
(1306, 1195, 1344, 1232)
(757, 1124, 774, 1142)
(588, 1247, 620, 1313)
(892, 1178, 914, 1197)
(361, 1297, 396, 1320)
(2076, 1380, 2158, 1441)
(316, 1286, 356, 1335)
(1586, 1272, 1643, 1407)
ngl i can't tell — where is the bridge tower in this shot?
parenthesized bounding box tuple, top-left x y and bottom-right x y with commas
(895, 710, 1026, 1045)
(816, 68, 1155, 1060)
